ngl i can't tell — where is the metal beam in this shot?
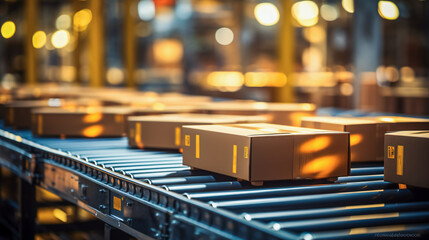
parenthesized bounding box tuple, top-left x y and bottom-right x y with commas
(275, 0, 294, 103)
(89, 0, 105, 87)
(24, 0, 38, 85)
(123, 0, 136, 88)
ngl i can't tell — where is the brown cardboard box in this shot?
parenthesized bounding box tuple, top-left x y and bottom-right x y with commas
(0, 94, 12, 120)
(301, 117, 378, 162)
(31, 107, 135, 137)
(5, 100, 56, 129)
(127, 114, 268, 150)
(365, 116, 429, 160)
(384, 131, 429, 189)
(199, 102, 316, 126)
(183, 123, 349, 184)
(4, 99, 105, 129)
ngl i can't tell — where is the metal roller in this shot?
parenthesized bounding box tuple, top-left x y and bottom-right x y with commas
(145, 175, 216, 185)
(132, 170, 204, 180)
(121, 166, 191, 175)
(336, 174, 384, 183)
(185, 181, 398, 202)
(270, 211, 429, 232)
(209, 189, 415, 212)
(305, 223, 429, 240)
(92, 156, 181, 164)
(350, 167, 384, 176)
(103, 160, 182, 169)
(243, 201, 429, 222)
(164, 181, 243, 193)
(112, 163, 185, 172)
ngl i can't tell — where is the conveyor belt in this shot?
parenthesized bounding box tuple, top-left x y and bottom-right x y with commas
(1, 124, 429, 239)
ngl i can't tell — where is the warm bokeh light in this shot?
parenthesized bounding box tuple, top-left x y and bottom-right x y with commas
(320, 4, 339, 21)
(244, 72, 287, 87)
(152, 102, 166, 111)
(302, 47, 322, 71)
(106, 67, 125, 85)
(73, 9, 92, 32)
(294, 72, 337, 87)
(60, 66, 76, 82)
(378, 1, 399, 20)
(207, 71, 244, 92)
(56, 14, 71, 30)
(82, 125, 104, 137)
(292, 1, 319, 27)
(53, 208, 68, 223)
(215, 27, 234, 46)
(303, 26, 325, 43)
(342, 0, 354, 13)
(32, 31, 47, 49)
(400, 66, 415, 83)
(138, 0, 156, 21)
(299, 136, 332, 153)
(302, 155, 340, 178)
(384, 66, 399, 82)
(153, 39, 184, 64)
(1, 21, 16, 39)
(350, 134, 363, 146)
(340, 83, 354, 96)
(83, 113, 103, 123)
(51, 30, 70, 49)
(254, 3, 280, 26)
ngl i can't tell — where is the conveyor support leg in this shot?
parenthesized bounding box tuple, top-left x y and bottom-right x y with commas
(19, 179, 36, 240)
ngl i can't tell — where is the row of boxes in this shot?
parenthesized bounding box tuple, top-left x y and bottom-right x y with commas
(128, 115, 428, 187)
(2, 85, 428, 188)
(301, 116, 429, 162)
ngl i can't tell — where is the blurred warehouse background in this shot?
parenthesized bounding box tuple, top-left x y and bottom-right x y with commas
(0, 0, 428, 114)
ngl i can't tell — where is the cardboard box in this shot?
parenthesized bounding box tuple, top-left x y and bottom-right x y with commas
(365, 116, 429, 160)
(301, 117, 378, 162)
(4, 99, 105, 129)
(31, 107, 135, 137)
(5, 100, 55, 129)
(183, 123, 349, 184)
(384, 131, 429, 189)
(127, 114, 268, 150)
(199, 102, 316, 126)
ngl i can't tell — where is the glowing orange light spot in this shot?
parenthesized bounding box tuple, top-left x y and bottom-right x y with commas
(301, 155, 340, 178)
(62, 105, 77, 111)
(82, 125, 104, 137)
(244, 72, 287, 87)
(83, 113, 103, 123)
(350, 134, 363, 146)
(136, 142, 144, 149)
(290, 112, 314, 127)
(85, 106, 102, 113)
(53, 208, 68, 223)
(299, 136, 332, 153)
